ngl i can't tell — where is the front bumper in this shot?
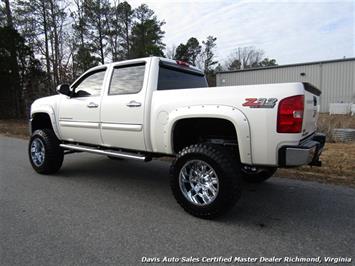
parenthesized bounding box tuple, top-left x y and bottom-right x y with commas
(278, 133, 326, 167)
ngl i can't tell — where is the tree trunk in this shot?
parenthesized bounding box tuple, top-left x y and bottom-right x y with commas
(75, 0, 85, 47)
(97, 20, 104, 64)
(4, 0, 13, 27)
(125, 20, 130, 58)
(49, 0, 60, 85)
(41, 0, 52, 93)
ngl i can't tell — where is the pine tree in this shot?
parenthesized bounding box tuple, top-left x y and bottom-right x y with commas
(175, 43, 189, 62)
(72, 45, 100, 77)
(130, 4, 165, 58)
(1, 0, 22, 117)
(84, 0, 111, 64)
(107, 1, 133, 61)
(174, 37, 201, 66)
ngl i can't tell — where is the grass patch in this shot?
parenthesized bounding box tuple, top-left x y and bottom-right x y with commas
(317, 113, 355, 142)
(276, 142, 355, 187)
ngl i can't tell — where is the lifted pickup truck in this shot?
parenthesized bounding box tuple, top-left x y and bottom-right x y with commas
(29, 57, 325, 218)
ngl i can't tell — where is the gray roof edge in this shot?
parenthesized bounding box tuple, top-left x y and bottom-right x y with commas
(217, 57, 355, 74)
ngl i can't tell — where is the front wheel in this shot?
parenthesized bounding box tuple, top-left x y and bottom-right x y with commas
(170, 144, 242, 218)
(28, 129, 64, 174)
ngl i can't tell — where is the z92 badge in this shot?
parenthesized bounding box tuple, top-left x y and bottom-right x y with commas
(242, 98, 278, 108)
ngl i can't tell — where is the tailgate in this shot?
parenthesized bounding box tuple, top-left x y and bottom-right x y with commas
(302, 83, 321, 138)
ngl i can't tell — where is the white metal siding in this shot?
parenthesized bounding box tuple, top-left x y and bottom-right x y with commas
(321, 61, 355, 112)
(217, 59, 355, 112)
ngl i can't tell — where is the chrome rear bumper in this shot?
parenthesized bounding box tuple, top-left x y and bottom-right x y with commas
(279, 133, 326, 167)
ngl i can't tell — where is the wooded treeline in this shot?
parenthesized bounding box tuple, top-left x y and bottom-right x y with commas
(0, 0, 277, 119)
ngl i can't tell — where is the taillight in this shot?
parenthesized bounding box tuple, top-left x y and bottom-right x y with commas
(277, 95, 304, 133)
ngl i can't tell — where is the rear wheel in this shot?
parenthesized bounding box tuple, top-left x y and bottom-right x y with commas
(28, 129, 64, 174)
(241, 166, 277, 183)
(170, 144, 242, 218)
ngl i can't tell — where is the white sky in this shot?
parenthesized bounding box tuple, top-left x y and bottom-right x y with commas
(126, 0, 355, 65)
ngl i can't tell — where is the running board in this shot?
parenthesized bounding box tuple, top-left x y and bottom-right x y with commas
(60, 144, 147, 161)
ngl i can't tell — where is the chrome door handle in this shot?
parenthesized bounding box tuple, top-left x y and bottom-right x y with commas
(126, 100, 141, 107)
(87, 102, 99, 108)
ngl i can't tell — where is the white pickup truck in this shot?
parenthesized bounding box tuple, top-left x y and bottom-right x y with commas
(29, 57, 325, 218)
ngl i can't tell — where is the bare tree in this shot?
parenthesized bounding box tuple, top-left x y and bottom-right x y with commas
(165, 44, 176, 59)
(225, 46, 264, 70)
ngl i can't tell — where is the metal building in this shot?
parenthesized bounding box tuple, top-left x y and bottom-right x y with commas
(216, 58, 355, 112)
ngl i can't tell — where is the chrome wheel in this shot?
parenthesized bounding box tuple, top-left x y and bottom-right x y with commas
(30, 138, 45, 167)
(179, 160, 219, 206)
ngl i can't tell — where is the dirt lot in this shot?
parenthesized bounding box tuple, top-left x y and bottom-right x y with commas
(1, 116, 354, 187)
(0, 119, 29, 139)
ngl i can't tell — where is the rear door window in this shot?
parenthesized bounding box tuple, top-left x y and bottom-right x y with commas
(109, 64, 146, 95)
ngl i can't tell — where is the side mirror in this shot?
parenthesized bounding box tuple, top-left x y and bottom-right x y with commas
(56, 84, 71, 96)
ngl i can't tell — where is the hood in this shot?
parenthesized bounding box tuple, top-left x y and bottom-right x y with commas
(32, 94, 61, 106)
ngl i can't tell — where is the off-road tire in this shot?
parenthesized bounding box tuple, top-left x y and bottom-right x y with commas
(241, 166, 277, 183)
(170, 144, 242, 219)
(28, 129, 64, 174)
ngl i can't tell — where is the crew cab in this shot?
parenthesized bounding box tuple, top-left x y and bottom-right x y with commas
(28, 57, 325, 218)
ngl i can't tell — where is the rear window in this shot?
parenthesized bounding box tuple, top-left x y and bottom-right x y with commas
(158, 66, 208, 90)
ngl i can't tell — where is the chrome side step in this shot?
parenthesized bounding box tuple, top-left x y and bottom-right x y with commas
(60, 144, 147, 161)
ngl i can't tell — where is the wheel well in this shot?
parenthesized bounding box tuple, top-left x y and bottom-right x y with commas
(172, 118, 238, 153)
(31, 113, 53, 133)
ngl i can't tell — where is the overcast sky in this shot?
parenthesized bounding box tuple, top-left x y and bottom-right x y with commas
(127, 0, 354, 65)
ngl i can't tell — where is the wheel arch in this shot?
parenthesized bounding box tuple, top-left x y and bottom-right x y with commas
(165, 105, 252, 165)
(30, 107, 61, 140)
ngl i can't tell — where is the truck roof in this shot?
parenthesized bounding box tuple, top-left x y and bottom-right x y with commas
(90, 56, 203, 74)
